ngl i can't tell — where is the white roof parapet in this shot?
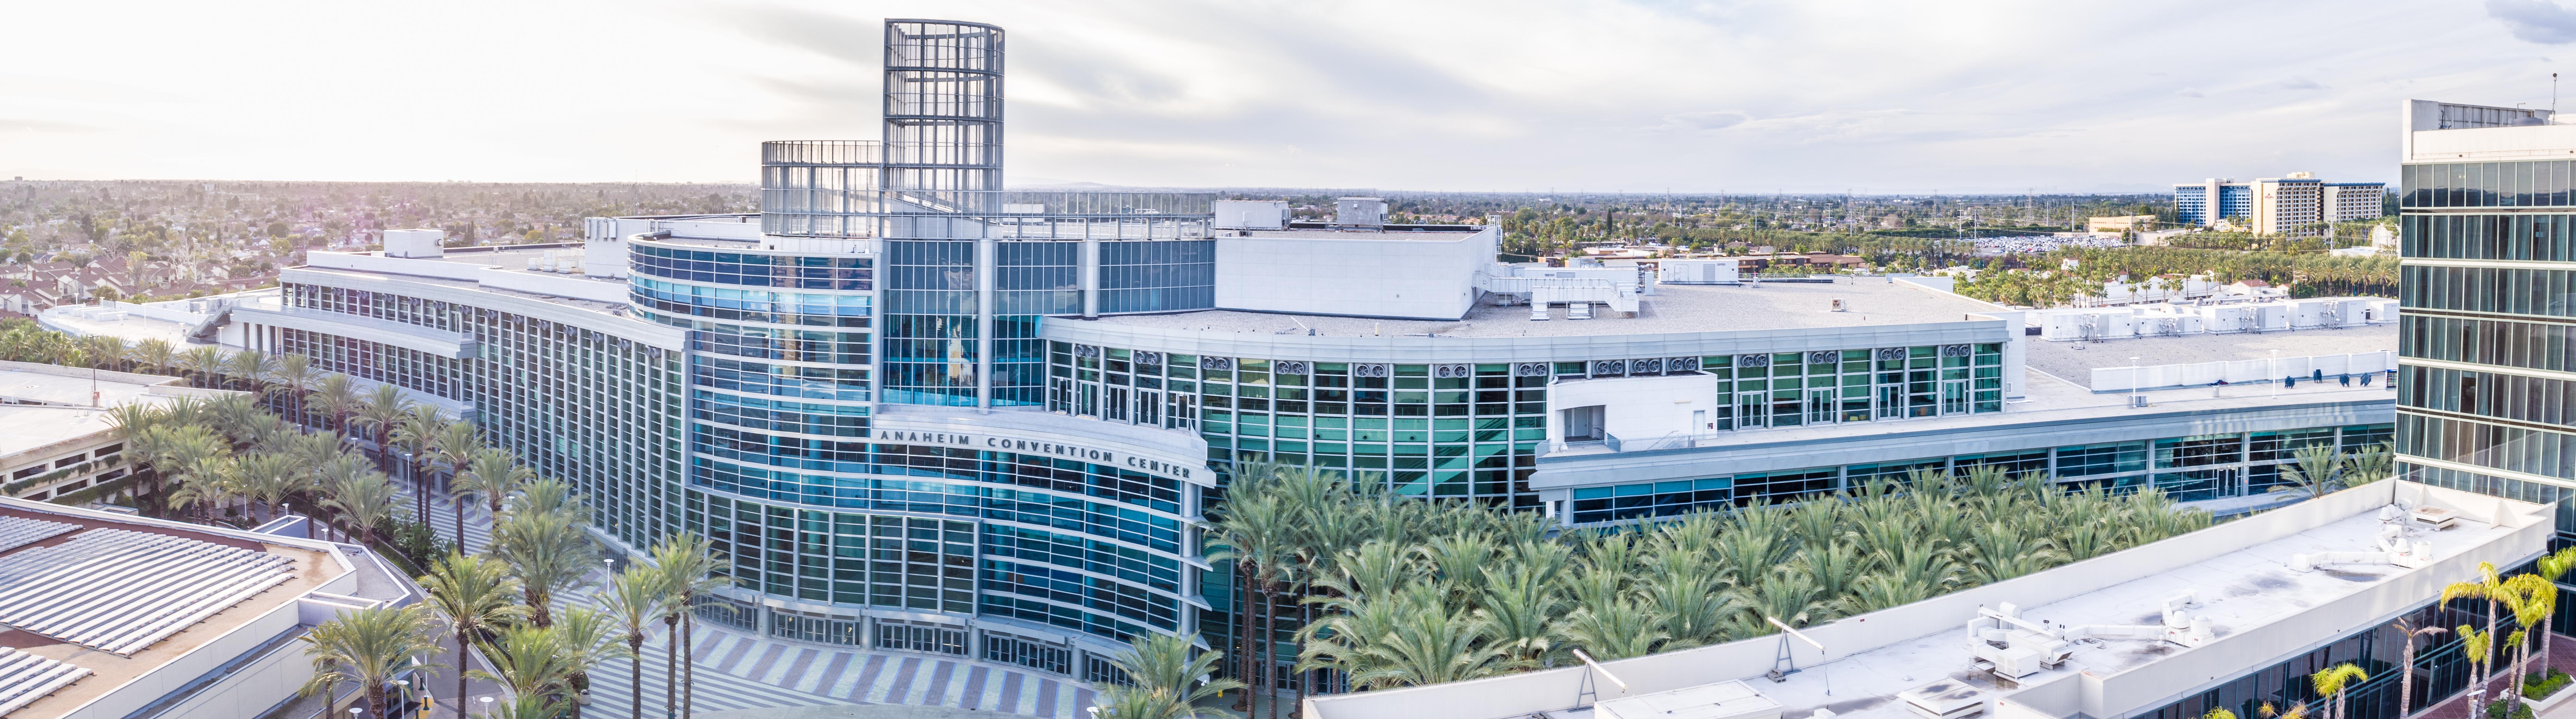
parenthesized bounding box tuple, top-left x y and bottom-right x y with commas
(1300, 480, 2552, 719)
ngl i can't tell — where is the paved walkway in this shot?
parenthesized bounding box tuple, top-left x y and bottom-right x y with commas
(398, 484, 1099, 718)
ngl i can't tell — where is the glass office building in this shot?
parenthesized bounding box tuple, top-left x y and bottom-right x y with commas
(2396, 99, 2576, 533)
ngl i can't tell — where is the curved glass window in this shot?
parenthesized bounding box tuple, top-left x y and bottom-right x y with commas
(693, 357, 870, 402)
(631, 244, 873, 290)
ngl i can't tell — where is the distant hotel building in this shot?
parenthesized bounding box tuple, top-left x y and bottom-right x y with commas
(2174, 174, 2385, 234)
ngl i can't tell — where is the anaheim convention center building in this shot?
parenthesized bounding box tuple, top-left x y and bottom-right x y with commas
(51, 22, 2525, 719)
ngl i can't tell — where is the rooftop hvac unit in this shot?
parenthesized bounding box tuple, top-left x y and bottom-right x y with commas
(1830, 298, 1848, 312)
(1334, 197, 1387, 228)
(1899, 680, 1985, 719)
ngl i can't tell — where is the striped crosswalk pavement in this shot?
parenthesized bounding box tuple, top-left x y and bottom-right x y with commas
(408, 484, 1099, 717)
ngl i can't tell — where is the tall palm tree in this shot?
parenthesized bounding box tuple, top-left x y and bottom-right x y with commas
(453, 449, 530, 552)
(131, 338, 175, 376)
(2390, 617, 2446, 719)
(1104, 633, 1244, 719)
(427, 420, 483, 510)
(391, 405, 448, 525)
(552, 606, 630, 712)
(323, 469, 399, 547)
(175, 345, 222, 388)
(2443, 563, 2506, 702)
(2503, 573, 2557, 702)
(652, 532, 730, 719)
(2531, 546, 2576, 670)
(309, 374, 364, 436)
(351, 383, 413, 473)
(596, 567, 670, 719)
(2460, 625, 2496, 710)
(269, 353, 319, 427)
(298, 604, 442, 719)
(1205, 483, 1297, 716)
(2311, 663, 2367, 719)
(421, 553, 527, 719)
(492, 506, 597, 627)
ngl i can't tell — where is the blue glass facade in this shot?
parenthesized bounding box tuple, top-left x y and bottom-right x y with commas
(2174, 185, 2208, 226)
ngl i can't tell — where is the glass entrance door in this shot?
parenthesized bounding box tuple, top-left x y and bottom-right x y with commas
(1941, 379, 1970, 415)
(1876, 385, 1902, 419)
(1735, 392, 1768, 429)
(1806, 388, 1836, 425)
(1105, 387, 1129, 421)
(1138, 390, 1161, 426)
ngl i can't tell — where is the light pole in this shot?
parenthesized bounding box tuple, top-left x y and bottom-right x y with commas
(2269, 349, 2280, 398)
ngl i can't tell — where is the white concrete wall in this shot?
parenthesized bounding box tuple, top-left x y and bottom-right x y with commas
(1544, 373, 1722, 445)
(2091, 351, 2397, 392)
(148, 634, 316, 719)
(1213, 227, 1496, 320)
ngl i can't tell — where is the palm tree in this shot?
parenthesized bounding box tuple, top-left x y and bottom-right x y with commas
(2531, 547, 2576, 671)
(421, 553, 526, 719)
(270, 353, 319, 427)
(323, 469, 399, 547)
(473, 625, 581, 707)
(309, 373, 363, 436)
(81, 334, 126, 372)
(391, 405, 448, 525)
(2503, 573, 2557, 702)
(552, 606, 630, 711)
(132, 338, 175, 376)
(1343, 605, 1520, 689)
(596, 567, 670, 719)
(2461, 625, 2497, 710)
(351, 383, 413, 473)
(223, 348, 274, 394)
(453, 449, 530, 552)
(427, 420, 483, 509)
(1205, 482, 1298, 716)
(2390, 617, 2446, 719)
(298, 604, 442, 719)
(2270, 445, 2346, 499)
(2312, 663, 2367, 719)
(2444, 563, 2507, 702)
(652, 532, 730, 719)
(169, 455, 241, 524)
(233, 452, 302, 525)
(491, 505, 597, 627)
(1103, 633, 1244, 719)
(175, 345, 222, 388)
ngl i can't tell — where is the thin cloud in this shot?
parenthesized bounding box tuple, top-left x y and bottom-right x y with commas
(2490, 0, 2576, 43)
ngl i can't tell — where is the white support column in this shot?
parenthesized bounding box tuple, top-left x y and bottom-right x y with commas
(976, 235, 996, 411)
(1080, 236, 1101, 318)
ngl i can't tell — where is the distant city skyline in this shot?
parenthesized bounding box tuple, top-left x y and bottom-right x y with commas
(7, 0, 2576, 192)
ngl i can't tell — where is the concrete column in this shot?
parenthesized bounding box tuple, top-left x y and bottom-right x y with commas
(1080, 236, 1101, 318)
(976, 235, 995, 411)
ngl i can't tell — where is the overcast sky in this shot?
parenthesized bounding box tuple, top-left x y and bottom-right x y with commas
(8, 0, 2576, 193)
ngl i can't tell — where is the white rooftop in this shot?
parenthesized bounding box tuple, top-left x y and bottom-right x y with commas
(1091, 279, 2004, 338)
(0, 363, 239, 460)
(1304, 482, 2553, 719)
